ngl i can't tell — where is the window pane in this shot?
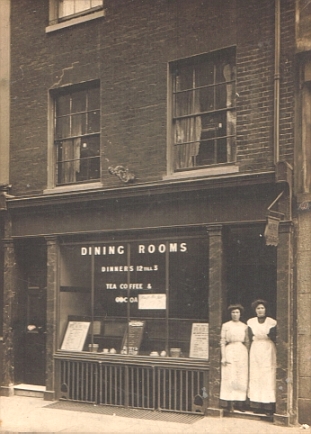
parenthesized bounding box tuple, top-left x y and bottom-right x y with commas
(56, 94, 70, 116)
(216, 138, 228, 163)
(201, 112, 225, 132)
(75, 0, 92, 14)
(140, 320, 167, 355)
(94, 243, 130, 318)
(56, 116, 70, 139)
(77, 136, 100, 181)
(72, 113, 86, 136)
(80, 136, 99, 158)
(195, 139, 215, 166)
(169, 237, 208, 320)
(174, 116, 201, 169)
(91, 0, 103, 7)
(199, 86, 215, 112)
(59, 0, 75, 18)
(88, 87, 100, 110)
(57, 139, 79, 184)
(88, 110, 100, 133)
(174, 117, 201, 145)
(71, 90, 86, 113)
(58, 244, 92, 350)
(128, 241, 167, 319)
(195, 61, 214, 87)
(174, 91, 195, 117)
(215, 82, 227, 110)
(175, 64, 193, 92)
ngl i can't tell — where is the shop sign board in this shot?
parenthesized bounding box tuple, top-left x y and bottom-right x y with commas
(264, 215, 280, 246)
(189, 323, 209, 359)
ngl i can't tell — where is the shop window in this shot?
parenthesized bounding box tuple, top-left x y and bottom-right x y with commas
(53, 83, 100, 186)
(170, 48, 236, 173)
(58, 236, 209, 359)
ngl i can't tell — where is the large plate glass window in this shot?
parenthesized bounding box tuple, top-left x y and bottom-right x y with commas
(54, 82, 100, 185)
(58, 236, 209, 359)
(171, 48, 236, 172)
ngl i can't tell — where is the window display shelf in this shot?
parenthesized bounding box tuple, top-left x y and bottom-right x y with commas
(62, 315, 208, 359)
(55, 349, 210, 368)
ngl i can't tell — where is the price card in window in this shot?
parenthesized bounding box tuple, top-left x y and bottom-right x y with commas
(61, 321, 90, 352)
(189, 323, 209, 359)
(138, 293, 166, 310)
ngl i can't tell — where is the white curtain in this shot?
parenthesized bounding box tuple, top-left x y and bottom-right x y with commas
(175, 91, 202, 169)
(223, 64, 236, 162)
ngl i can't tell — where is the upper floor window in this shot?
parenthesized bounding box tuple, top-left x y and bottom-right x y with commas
(54, 83, 100, 186)
(170, 48, 236, 172)
(58, 0, 103, 20)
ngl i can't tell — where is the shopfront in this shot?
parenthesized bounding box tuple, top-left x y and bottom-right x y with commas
(1, 175, 295, 423)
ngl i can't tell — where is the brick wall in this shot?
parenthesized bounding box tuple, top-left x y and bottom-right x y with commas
(9, 0, 295, 196)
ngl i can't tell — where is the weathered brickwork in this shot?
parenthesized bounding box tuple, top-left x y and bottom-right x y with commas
(9, 0, 296, 196)
(279, 0, 296, 165)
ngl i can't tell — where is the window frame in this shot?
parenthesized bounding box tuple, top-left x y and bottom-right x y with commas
(167, 47, 237, 177)
(47, 0, 105, 33)
(46, 81, 101, 192)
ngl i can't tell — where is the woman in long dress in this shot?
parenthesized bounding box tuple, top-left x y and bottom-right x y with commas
(247, 299, 277, 416)
(220, 304, 249, 411)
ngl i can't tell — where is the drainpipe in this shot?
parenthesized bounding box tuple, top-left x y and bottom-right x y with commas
(274, 0, 281, 165)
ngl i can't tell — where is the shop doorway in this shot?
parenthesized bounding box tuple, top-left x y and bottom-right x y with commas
(16, 241, 47, 386)
(225, 225, 277, 320)
(24, 285, 46, 385)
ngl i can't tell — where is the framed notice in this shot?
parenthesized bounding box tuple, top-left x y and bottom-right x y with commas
(122, 320, 145, 355)
(189, 323, 209, 359)
(61, 321, 91, 352)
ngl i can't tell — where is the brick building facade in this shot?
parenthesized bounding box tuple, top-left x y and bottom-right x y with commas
(0, 0, 310, 427)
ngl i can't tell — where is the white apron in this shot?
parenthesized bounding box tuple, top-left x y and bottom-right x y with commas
(220, 321, 248, 401)
(247, 317, 277, 403)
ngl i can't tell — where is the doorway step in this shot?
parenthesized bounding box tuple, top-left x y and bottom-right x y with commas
(14, 384, 46, 398)
(226, 409, 273, 422)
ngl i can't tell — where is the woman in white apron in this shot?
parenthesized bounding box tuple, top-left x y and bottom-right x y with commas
(247, 299, 277, 416)
(220, 304, 249, 412)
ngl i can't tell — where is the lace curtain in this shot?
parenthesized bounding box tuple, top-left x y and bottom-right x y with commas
(174, 61, 235, 170)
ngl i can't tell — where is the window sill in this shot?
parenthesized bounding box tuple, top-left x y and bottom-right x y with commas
(163, 164, 239, 181)
(46, 10, 105, 33)
(44, 182, 103, 195)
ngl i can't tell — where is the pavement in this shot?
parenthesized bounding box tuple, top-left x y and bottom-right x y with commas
(0, 395, 309, 433)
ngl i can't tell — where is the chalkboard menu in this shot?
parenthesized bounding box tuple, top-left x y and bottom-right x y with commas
(61, 321, 91, 352)
(121, 320, 145, 355)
